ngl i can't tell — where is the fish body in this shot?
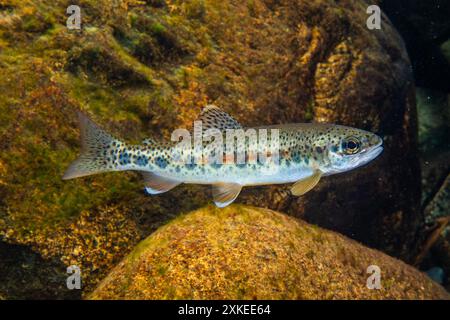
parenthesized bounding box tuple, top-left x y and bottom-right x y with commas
(63, 106, 383, 207)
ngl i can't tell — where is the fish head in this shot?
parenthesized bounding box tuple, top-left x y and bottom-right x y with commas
(324, 126, 383, 174)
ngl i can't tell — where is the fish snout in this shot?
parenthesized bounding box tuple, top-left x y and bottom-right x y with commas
(369, 134, 383, 148)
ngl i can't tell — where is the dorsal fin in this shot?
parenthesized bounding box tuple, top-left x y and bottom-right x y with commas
(142, 137, 158, 146)
(195, 105, 242, 131)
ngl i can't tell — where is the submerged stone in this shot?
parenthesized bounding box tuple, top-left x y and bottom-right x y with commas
(90, 205, 449, 300)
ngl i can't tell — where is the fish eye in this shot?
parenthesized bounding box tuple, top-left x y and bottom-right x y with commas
(342, 137, 360, 155)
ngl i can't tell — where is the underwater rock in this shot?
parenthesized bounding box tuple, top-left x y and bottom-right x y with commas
(416, 88, 450, 205)
(234, 0, 421, 262)
(441, 40, 450, 65)
(442, 40, 450, 65)
(413, 75, 449, 279)
(424, 174, 450, 225)
(0, 240, 80, 300)
(431, 236, 450, 291)
(90, 206, 449, 300)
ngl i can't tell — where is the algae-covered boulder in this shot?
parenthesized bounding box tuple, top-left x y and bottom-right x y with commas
(90, 206, 448, 300)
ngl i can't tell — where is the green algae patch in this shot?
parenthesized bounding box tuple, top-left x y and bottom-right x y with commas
(90, 205, 449, 300)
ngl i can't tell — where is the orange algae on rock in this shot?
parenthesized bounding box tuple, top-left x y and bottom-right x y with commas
(90, 205, 449, 300)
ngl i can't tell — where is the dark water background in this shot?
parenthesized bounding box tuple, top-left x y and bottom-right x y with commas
(381, 0, 450, 286)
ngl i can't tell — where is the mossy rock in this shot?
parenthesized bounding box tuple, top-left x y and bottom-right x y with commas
(90, 205, 449, 300)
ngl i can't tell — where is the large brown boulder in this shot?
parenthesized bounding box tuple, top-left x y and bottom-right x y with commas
(90, 205, 448, 300)
(210, 0, 420, 261)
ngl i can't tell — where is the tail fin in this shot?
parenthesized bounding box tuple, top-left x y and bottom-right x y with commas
(63, 112, 118, 180)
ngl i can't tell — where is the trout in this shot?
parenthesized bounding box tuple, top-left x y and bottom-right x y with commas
(63, 105, 383, 207)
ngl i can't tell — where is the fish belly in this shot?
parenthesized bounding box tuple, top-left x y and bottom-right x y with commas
(155, 163, 314, 186)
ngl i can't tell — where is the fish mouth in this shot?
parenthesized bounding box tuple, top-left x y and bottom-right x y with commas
(349, 144, 383, 169)
(364, 137, 383, 159)
(367, 145, 383, 159)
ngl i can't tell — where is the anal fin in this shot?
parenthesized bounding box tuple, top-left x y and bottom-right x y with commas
(140, 172, 181, 195)
(212, 183, 242, 208)
(291, 170, 322, 196)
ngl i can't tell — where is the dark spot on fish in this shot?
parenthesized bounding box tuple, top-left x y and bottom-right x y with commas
(292, 152, 301, 163)
(119, 152, 131, 165)
(185, 162, 196, 170)
(155, 156, 168, 169)
(135, 156, 149, 166)
(211, 162, 222, 169)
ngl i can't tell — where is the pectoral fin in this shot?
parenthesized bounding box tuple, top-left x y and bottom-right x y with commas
(291, 170, 322, 196)
(212, 183, 242, 208)
(140, 172, 181, 194)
